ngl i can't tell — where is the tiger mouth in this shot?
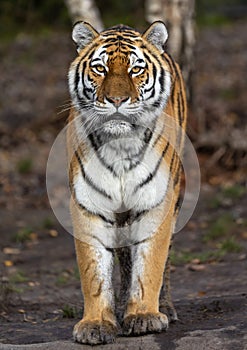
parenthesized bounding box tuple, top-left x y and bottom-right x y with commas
(99, 114, 134, 135)
(104, 113, 131, 124)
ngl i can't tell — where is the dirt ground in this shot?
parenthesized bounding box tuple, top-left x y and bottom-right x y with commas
(0, 21, 246, 348)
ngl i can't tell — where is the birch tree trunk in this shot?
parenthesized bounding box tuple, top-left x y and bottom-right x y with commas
(65, 0, 104, 31)
(146, 0, 195, 100)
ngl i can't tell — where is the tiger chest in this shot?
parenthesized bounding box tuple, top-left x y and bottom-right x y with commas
(73, 140, 170, 220)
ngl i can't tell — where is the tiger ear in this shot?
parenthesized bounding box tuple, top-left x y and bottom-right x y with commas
(142, 21, 168, 53)
(72, 21, 99, 52)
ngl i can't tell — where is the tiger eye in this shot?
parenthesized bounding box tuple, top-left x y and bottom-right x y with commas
(131, 66, 144, 75)
(94, 65, 106, 74)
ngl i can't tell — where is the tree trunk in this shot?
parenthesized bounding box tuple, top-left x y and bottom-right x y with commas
(145, 0, 195, 100)
(64, 0, 104, 31)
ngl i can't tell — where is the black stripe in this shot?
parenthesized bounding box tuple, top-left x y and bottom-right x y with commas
(152, 121, 165, 149)
(102, 26, 138, 35)
(171, 82, 176, 108)
(152, 97, 162, 108)
(174, 195, 182, 213)
(173, 161, 181, 187)
(159, 68, 165, 93)
(71, 188, 114, 225)
(163, 53, 175, 78)
(144, 128, 153, 143)
(176, 93, 183, 149)
(179, 85, 186, 123)
(74, 59, 92, 102)
(144, 64, 157, 100)
(131, 192, 167, 223)
(134, 141, 170, 192)
(143, 52, 152, 63)
(74, 57, 83, 99)
(128, 128, 154, 170)
(177, 92, 183, 126)
(169, 149, 176, 173)
(144, 80, 155, 93)
(164, 52, 179, 80)
(115, 210, 132, 227)
(79, 61, 91, 100)
(88, 133, 118, 177)
(74, 150, 112, 200)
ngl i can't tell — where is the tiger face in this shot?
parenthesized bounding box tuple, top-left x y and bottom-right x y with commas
(68, 22, 171, 137)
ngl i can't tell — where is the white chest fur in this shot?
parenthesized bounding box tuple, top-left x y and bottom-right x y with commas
(73, 137, 169, 219)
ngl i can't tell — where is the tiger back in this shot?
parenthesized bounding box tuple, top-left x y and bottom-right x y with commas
(67, 21, 187, 345)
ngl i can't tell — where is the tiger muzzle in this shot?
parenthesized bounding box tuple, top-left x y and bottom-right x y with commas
(105, 96, 129, 107)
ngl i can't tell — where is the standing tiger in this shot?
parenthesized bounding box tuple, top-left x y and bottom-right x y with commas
(67, 21, 187, 345)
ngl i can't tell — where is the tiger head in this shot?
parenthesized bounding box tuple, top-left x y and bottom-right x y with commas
(68, 21, 171, 136)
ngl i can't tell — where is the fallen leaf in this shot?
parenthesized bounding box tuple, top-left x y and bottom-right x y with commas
(200, 221, 209, 229)
(18, 309, 25, 314)
(186, 221, 197, 230)
(30, 232, 38, 241)
(191, 258, 201, 265)
(49, 229, 58, 237)
(198, 290, 206, 297)
(241, 231, 247, 239)
(187, 264, 206, 271)
(28, 281, 40, 287)
(208, 176, 222, 186)
(4, 260, 13, 267)
(3, 247, 21, 255)
(238, 254, 246, 260)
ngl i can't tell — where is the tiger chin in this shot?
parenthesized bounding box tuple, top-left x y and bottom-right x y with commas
(67, 20, 187, 345)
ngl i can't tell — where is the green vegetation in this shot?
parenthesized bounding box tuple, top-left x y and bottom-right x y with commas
(0, 0, 246, 39)
(219, 88, 238, 101)
(9, 271, 29, 284)
(209, 196, 222, 209)
(0, 280, 22, 310)
(56, 272, 70, 286)
(203, 213, 235, 243)
(13, 227, 33, 243)
(73, 266, 80, 281)
(0, 0, 70, 37)
(171, 238, 242, 266)
(170, 249, 225, 266)
(208, 184, 246, 209)
(42, 217, 54, 230)
(197, 14, 233, 27)
(196, 0, 247, 27)
(219, 237, 242, 253)
(17, 158, 33, 174)
(222, 184, 246, 200)
(62, 304, 79, 318)
(172, 204, 244, 266)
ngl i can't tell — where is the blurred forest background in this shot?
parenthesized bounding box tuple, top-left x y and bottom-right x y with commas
(0, 1, 247, 344)
(0, 0, 246, 264)
(0, 0, 246, 182)
(0, 0, 246, 250)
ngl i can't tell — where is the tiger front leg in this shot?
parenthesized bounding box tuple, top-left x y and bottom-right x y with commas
(122, 218, 173, 336)
(73, 237, 118, 345)
(159, 256, 178, 322)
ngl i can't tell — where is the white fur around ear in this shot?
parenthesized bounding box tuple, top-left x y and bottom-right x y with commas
(72, 21, 99, 52)
(142, 21, 168, 53)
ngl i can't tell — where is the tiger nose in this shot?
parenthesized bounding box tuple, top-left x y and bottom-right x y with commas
(106, 96, 129, 107)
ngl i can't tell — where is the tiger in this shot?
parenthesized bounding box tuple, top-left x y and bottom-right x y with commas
(67, 20, 187, 345)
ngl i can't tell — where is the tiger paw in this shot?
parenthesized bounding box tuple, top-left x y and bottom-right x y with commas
(73, 319, 118, 345)
(122, 312, 169, 336)
(160, 303, 178, 322)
